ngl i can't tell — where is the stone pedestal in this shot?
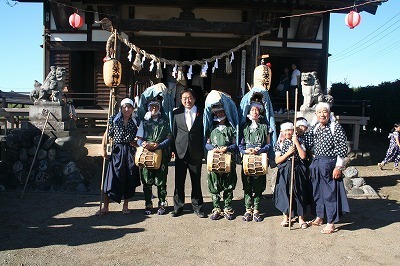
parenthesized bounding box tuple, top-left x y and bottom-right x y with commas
(2, 102, 89, 192)
(22, 105, 77, 131)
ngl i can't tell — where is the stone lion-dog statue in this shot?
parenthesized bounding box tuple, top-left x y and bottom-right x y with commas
(300, 71, 333, 112)
(30, 66, 67, 104)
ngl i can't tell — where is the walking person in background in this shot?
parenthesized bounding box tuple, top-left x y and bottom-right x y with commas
(308, 102, 350, 234)
(289, 63, 301, 107)
(171, 88, 207, 218)
(98, 98, 141, 216)
(277, 67, 290, 97)
(378, 122, 400, 171)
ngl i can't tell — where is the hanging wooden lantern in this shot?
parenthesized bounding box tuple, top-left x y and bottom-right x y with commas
(345, 11, 361, 29)
(69, 12, 84, 29)
(103, 58, 122, 87)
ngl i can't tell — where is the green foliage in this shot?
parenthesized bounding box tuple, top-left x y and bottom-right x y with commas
(351, 79, 400, 132)
(330, 82, 353, 101)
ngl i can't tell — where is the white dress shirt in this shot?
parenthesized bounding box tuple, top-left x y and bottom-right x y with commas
(185, 106, 197, 131)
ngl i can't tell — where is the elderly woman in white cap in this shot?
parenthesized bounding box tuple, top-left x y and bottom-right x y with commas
(136, 97, 173, 215)
(238, 95, 271, 222)
(98, 98, 140, 216)
(273, 119, 308, 228)
(308, 102, 350, 234)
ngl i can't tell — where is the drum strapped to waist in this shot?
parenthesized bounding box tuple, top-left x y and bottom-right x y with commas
(207, 151, 232, 173)
(135, 146, 162, 169)
(243, 153, 268, 176)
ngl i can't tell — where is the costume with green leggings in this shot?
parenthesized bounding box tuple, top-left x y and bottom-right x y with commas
(206, 124, 237, 211)
(239, 122, 269, 212)
(141, 117, 172, 208)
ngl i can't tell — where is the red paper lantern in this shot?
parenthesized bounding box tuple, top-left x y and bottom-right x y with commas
(345, 11, 361, 29)
(69, 12, 84, 29)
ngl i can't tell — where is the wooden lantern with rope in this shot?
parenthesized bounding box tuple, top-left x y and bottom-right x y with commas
(103, 30, 122, 88)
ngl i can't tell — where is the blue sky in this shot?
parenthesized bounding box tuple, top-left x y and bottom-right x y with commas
(0, 0, 398, 92)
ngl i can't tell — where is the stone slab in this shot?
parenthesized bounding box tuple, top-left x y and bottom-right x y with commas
(21, 120, 76, 131)
(29, 105, 69, 122)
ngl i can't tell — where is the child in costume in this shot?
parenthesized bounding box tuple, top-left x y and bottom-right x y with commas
(273, 120, 308, 228)
(239, 93, 271, 222)
(378, 122, 400, 171)
(205, 103, 237, 220)
(295, 114, 315, 217)
(136, 97, 172, 215)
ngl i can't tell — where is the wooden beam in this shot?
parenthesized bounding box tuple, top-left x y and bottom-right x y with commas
(119, 19, 271, 35)
(48, 36, 245, 50)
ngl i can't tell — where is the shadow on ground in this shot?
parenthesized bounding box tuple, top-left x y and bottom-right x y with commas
(0, 192, 145, 251)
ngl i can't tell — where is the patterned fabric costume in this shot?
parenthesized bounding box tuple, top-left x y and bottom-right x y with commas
(138, 116, 172, 210)
(380, 131, 400, 167)
(239, 121, 270, 215)
(206, 124, 237, 219)
(309, 119, 350, 223)
(103, 114, 140, 203)
(296, 130, 315, 215)
(273, 138, 307, 217)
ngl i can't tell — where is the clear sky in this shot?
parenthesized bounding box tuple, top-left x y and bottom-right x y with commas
(0, 0, 398, 92)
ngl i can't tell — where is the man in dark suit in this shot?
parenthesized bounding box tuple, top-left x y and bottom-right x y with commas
(171, 88, 207, 218)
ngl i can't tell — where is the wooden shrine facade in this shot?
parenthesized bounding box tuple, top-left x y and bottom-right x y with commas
(19, 0, 382, 109)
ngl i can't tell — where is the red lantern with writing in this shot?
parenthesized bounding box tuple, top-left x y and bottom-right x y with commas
(69, 12, 84, 29)
(345, 11, 361, 29)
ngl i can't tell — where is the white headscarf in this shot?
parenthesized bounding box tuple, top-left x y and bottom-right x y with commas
(280, 122, 294, 131)
(113, 98, 137, 125)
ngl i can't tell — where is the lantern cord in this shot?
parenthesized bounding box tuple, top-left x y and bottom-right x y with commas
(113, 29, 117, 57)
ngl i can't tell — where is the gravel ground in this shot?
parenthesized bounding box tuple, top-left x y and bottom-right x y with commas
(1, 133, 399, 266)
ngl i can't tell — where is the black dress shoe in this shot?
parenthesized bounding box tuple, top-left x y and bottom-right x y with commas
(171, 209, 183, 217)
(195, 210, 207, 218)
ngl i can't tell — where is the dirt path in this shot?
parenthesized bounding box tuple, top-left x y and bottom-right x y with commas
(0, 133, 399, 265)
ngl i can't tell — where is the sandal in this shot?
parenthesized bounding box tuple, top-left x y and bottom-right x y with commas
(253, 212, 262, 222)
(95, 210, 110, 217)
(157, 207, 166, 215)
(308, 219, 323, 226)
(242, 211, 253, 222)
(280, 221, 289, 227)
(300, 223, 309, 229)
(122, 209, 131, 214)
(210, 208, 223, 220)
(144, 207, 152, 215)
(321, 227, 338, 234)
(223, 208, 234, 220)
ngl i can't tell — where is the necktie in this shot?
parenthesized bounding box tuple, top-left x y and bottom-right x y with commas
(186, 110, 193, 130)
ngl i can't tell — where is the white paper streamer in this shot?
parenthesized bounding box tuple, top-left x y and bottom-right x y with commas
(212, 59, 219, 73)
(128, 48, 133, 62)
(141, 51, 146, 67)
(149, 59, 155, 72)
(187, 65, 193, 80)
(172, 64, 178, 78)
(201, 62, 208, 77)
(230, 52, 234, 63)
